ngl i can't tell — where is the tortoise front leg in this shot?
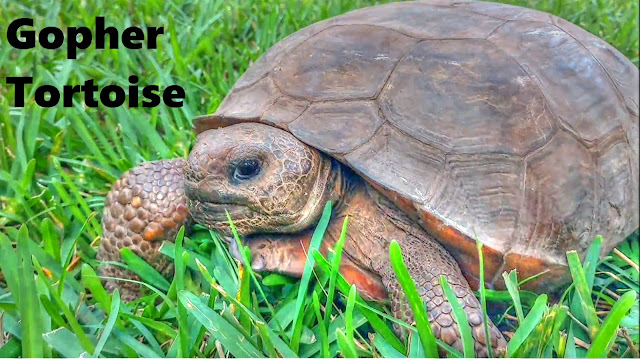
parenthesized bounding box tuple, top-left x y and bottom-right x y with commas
(232, 232, 389, 302)
(377, 235, 507, 357)
(98, 159, 191, 301)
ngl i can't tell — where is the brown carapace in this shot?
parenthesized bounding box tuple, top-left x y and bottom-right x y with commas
(98, 1, 639, 357)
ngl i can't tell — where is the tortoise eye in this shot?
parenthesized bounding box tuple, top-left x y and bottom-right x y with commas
(234, 159, 261, 180)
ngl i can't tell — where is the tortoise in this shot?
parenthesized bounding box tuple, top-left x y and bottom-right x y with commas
(98, 0, 640, 356)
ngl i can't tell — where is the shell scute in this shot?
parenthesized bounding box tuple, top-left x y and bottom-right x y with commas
(289, 101, 383, 156)
(379, 38, 556, 155)
(273, 25, 417, 101)
(488, 20, 628, 145)
(519, 132, 597, 258)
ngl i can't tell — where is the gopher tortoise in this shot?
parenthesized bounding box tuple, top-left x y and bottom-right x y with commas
(98, 0, 639, 356)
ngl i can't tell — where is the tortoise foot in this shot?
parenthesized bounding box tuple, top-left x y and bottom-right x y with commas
(382, 235, 507, 357)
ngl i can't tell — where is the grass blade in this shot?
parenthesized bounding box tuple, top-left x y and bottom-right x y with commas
(507, 294, 548, 356)
(0, 337, 21, 357)
(38, 293, 67, 329)
(476, 240, 493, 358)
(564, 323, 577, 358)
(93, 290, 121, 357)
(583, 236, 602, 288)
(120, 248, 171, 292)
(567, 250, 600, 338)
(345, 284, 357, 345)
(440, 276, 474, 357)
(586, 290, 637, 358)
(0, 233, 21, 306)
(312, 248, 405, 354)
(238, 250, 252, 333)
(374, 335, 406, 358)
(389, 240, 438, 357)
(194, 259, 298, 358)
(81, 264, 112, 313)
(502, 269, 524, 323)
(119, 313, 177, 339)
(408, 330, 425, 358)
(178, 290, 264, 358)
(17, 226, 44, 358)
(173, 227, 189, 357)
(43, 327, 86, 358)
(40, 218, 61, 264)
(32, 257, 95, 354)
(336, 328, 358, 358)
(114, 330, 163, 358)
(312, 291, 330, 358)
(291, 201, 332, 351)
(325, 216, 348, 331)
(255, 320, 278, 358)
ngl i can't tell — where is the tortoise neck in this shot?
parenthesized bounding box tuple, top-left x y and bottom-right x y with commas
(326, 159, 361, 216)
(324, 167, 441, 276)
(322, 165, 393, 273)
(274, 156, 349, 235)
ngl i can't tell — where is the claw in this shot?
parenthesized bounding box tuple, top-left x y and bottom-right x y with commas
(228, 237, 243, 261)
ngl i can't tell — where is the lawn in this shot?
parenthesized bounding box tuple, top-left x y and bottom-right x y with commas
(0, 0, 638, 357)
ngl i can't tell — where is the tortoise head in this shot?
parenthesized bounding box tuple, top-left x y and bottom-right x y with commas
(184, 123, 333, 235)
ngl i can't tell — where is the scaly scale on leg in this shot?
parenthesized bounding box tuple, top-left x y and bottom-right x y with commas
(98, 159, 191, 300)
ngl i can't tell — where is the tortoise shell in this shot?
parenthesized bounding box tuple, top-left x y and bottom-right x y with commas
(194, 0, 639, 291)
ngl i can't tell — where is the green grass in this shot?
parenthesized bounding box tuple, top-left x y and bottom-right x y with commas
(0, 0, 639, 357)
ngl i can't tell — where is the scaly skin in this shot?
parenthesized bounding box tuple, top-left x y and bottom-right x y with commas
(98, 159, 191, 300)
(99, 123, 507, 355)
(237, 174, 506, 356)
(343, 183, 506, 356)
